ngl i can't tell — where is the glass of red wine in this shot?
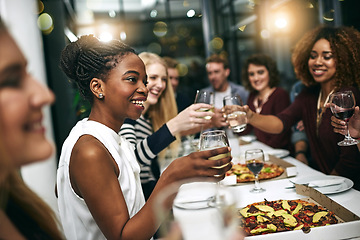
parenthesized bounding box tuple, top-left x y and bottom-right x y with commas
(329, 90, 359, 146)
(245, 149, 266, 193)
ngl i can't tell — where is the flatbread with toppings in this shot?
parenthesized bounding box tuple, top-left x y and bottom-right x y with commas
(239, 199, 338, 236)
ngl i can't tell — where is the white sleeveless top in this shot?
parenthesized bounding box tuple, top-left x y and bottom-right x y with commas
(57, 119, 145, 240)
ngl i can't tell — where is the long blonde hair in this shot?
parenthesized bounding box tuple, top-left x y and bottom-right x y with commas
(139, 52, 180, 159)
(0, 19, 63, 239)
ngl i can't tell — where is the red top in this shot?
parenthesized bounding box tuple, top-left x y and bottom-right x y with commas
(277, 85, 360, 190)
(242, 87, 292, 151)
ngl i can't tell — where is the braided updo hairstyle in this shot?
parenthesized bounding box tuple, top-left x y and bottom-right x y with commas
(60, 35, 135, 104)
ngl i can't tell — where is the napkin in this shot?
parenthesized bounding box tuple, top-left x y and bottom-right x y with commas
(308, 179, 345, 187)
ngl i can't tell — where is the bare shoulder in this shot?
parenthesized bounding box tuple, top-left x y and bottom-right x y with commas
(70, 134, 119, 197)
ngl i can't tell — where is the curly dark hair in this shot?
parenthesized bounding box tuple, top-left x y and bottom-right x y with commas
(292, 25, 360, 88)
(60, 35, 135, 104)
(242, 54, 280, 92)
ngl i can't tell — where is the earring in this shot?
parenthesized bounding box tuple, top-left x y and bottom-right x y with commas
(99, 93, 104, 99)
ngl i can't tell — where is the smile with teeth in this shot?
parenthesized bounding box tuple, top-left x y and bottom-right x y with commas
(131, 100, 144, 107)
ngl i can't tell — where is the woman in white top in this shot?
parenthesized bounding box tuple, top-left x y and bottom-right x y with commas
(57, 35, 232, 240)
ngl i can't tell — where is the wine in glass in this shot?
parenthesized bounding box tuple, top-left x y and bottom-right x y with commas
(329, 90, 359, 146)
(245, 149, 266, 193)
(199, 130, 230, 207)
(223, 94, 247, 133)
(194, 90, 214, 120)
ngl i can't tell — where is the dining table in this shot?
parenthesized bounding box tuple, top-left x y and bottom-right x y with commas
(159, 137, 360, 240)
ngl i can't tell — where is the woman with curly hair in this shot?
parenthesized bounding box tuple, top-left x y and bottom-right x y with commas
(57, 35, 231, 239)
(239, 25, 360, 190)
(240, 54, 291, 151)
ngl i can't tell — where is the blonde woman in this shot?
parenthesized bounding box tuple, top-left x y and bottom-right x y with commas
(120, 52, 213, 199)
(0, 18, 63, 239)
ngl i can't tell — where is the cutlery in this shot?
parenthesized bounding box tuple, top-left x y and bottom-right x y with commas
(286, 179, 345, 189)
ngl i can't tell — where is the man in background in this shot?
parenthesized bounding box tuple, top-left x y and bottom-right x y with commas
(163, 56, 192, 112)
(202, 54, 249, 135)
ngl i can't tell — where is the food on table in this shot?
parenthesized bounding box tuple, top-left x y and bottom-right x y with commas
(238, 199, 338, 236)
(226, 163, 284, 183)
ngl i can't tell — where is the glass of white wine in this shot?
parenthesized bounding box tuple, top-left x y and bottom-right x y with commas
(223, 94, 247, 133)
(194, 90, 214, 120)
(199, 130, 230, 207)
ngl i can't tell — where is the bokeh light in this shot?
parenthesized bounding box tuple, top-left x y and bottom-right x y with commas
(109, 10, 116, 18)
(147, 42, 162, 55)
(153, 21, 167, 37)
(187, 9, 195, 18)
(37, 0, 44, 14)
(150, 9, 158, 18)
(323, 9, 335, 22)
(275, 17, 287, 29)
(260, 29, 270, 39)
(120, 31, 127, 41)
(210, 37, 224, 51)
(37, 13, 54, 35)
(177, 63, 188, 77)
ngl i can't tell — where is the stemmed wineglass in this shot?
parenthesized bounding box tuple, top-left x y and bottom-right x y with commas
(194, 90, 214, 120)
(245, 149, 266, 193)
(199, 130, 230, 207)
(223, 94, 247, 133)
(329, 90, 359, 146)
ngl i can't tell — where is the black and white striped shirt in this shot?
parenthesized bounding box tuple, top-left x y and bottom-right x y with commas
(119, 115, 176, 185)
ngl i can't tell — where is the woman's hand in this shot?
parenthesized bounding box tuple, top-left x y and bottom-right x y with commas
(161, 146, 232, 184)
(167, 103, 214, 135)
(331, 106, 360, 139)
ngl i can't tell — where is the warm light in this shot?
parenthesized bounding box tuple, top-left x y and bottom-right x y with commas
(275, 17, 287, 29)
(187, 9, 195, 18)
(153, 21, 167, 37)
(99, 32, 113, 42)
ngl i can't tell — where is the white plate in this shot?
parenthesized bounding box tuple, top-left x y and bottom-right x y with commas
(291, 175, 353, 194)
(266, 149, 290, 158)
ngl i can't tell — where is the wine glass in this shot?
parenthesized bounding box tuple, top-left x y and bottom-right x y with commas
(223, 94, 247, 133)
(245, 149, 266, 193)
(199, 130, 230, 207)
(329, 90, 359, 146)
(194, 90, 214, 120)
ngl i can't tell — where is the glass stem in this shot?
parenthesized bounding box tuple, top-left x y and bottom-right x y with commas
(345, 123, 352, 140)
(254, 175, 260, 189)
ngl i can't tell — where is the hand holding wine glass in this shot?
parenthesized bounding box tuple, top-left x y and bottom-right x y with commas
(223, 94, 247, 133)
(329, 91, 359, 146)
(199, 130, 231, 207)
(245, 149, 266, 193)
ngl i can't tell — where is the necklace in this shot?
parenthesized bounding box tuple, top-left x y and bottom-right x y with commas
(316, 89, 334, 135)
(253, 88, 276, 113)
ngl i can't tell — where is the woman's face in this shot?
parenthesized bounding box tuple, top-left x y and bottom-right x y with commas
(145, 63, 167, 106)
(103, 53, 148, 121)
(247, 64, 270, 92)
(308, 38, 336, 84)
(0, 31, 55, 167)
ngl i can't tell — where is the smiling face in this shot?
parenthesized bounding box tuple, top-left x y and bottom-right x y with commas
(145, 62, 167, 106)
(0, 31, 55, 167)
(308, 38, 336, 84)
(247, 64, 270, 93)
(102, 53, 148, 121)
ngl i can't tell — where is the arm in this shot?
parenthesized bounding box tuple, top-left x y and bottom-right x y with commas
(242, 105, 284, 134)
(167, 103, 214, 136)
(70, 136, 232, 240)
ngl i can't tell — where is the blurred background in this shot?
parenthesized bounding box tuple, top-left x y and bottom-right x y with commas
(1, 0, 360, 212)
